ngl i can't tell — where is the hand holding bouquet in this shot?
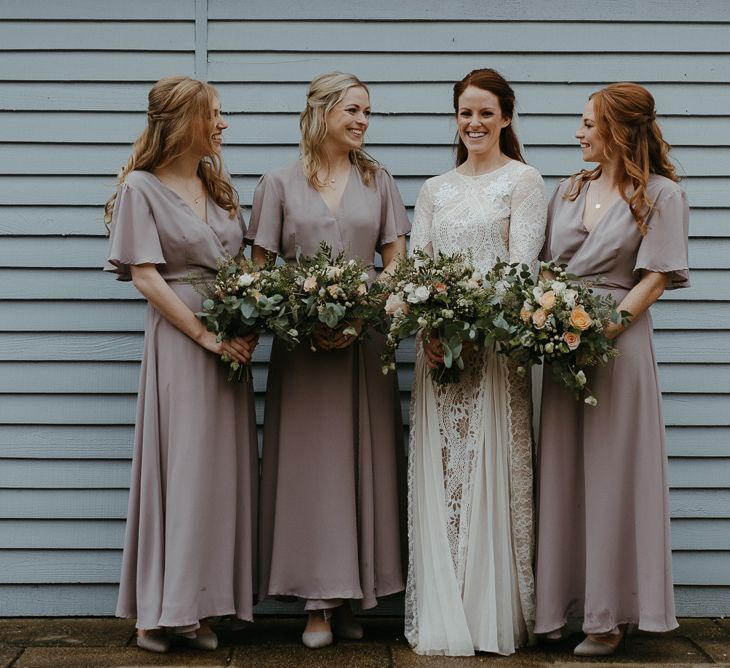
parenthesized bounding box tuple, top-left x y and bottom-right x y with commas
(290, 242, 386, 351)
(484, 259, 630, 404)
(381, 250, 493, 384)
(193, 253, 300, 382)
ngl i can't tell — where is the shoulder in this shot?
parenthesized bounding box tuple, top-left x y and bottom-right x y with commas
(647, 173, 685, 201)
(123, 170, 157, 193)
(510, 161, 545, 187)
(257, 162, 300, 192)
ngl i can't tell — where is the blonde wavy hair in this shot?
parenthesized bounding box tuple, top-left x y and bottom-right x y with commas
(566, 82, 679, 235)
(104, 76, 239, 225)
(299, 71, 380, 189)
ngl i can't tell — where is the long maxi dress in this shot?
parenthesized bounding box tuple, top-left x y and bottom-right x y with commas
(405, 160, 547, 656)
(534, 174, 689, 635)
(246, 162, 410, 611)
(105, 170, 258, 629)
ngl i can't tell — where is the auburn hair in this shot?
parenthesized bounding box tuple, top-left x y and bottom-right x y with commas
(453, 68, 525, 166)
(566, 82, 679, 234)
(104, 76, 239, 226)
(299, 71, 380, 189)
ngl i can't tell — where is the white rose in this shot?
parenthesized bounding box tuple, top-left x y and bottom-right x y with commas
(563, 289, 578, 307)
(326, 266, 342, 280)
(407, 285, 430, 303)
(532, 286, 544, 300)
(551, 280, 567, 294)
(360, 272, 369, 282)
(237, 273, 255, 287)
(403, 282, 416, 294)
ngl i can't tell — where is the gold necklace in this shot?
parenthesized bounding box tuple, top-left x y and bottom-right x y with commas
(593, 179, 606, 209)
(170, 175, 205, 205)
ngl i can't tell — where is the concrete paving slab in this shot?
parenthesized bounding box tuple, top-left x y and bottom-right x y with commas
(667, 620, 730, 640)
(692, 638, 730, 664)
(390, 644, 551, 666)
(0, 647, 22, 668)
(544, 634, 710, 663)
(13, 646, 231, 668)
(716, 620, 730, 635)
(232, 643, 390, 667)
(0, 618, 135, 647)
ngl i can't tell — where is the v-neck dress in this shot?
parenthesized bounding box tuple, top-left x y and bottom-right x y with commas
(534, 174, 689, 634)
(105, 170, 258, 629)
(245, 161, 410, 609)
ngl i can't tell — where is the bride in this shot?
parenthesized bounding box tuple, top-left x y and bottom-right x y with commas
(405, 68, 547, 656)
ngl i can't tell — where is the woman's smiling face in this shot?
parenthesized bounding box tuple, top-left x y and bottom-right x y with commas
(456, 85, 510, 158)
(324, 85, 371, 152)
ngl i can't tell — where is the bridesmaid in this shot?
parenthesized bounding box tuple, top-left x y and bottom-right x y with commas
(104, 76, 259, 653)
(247, 71, 409, 649)
(534, 83, 689, 655)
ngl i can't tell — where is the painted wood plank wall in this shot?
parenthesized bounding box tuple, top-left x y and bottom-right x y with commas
(0, 0, 729, 616)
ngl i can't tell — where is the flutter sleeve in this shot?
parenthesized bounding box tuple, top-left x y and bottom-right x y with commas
(104, 181, 165, 282)
(409, 179, 434, 257)
(539, 180, 565, 263)
(509, 166, 547, 275)
(245, 172, 284, 254)
(634, 186, 690, 290)
(376, 168, 411, 250)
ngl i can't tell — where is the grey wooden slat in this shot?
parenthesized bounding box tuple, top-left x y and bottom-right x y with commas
(668, 459, 730, 488)
(0, 550, 120, 583)
(5, 236, 730, 270)
(673, 552, 730, 586)
(0, 302, 146, 332)
(0, 53, 194, 81)
(1, 175, 720, 208)
(658, 365, 730, 394)
(0, 584, 119, 616)
(0, 460, 131, 489)
(4, 144, 728, 179)
(0, 207, 107, 236)
(209, 21, 730, 53)
(208, 0, 730, 22)
(0, 425, 134, 459)
(0, 489, 129, 519)
(671, 520, 730, 550)
(663, 395, 730, 427)
(2, 300, 728, 333)
(0, 361, 267, 394)
(666, 427, 730, 458)
(674, 587, 730, 617)
(1, 206, 724, 239)
(670, 490, 730, 518)
(3, 112, 728, 148)
(2, 0, 195, 19)
(0, 21, 194, 51)
(0, 520, 125, 549)
(4, 82, 730, 115)
(0, 270, 140, 299)
(0, 548, 726, 585)
(207, 53, 730, 84)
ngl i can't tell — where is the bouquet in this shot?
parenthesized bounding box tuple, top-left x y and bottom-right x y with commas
(484, 259, 630, 405)
(380, 250, 494, 385)
(193, 254, 299, 382)
(290, 242, 387, 351)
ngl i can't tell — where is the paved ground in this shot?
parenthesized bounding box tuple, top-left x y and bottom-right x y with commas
(0, 617, 729, 667)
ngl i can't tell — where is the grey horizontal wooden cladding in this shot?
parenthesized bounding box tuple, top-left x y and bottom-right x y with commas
(2, 0, 728, 617)
(5, 82, 730, 114)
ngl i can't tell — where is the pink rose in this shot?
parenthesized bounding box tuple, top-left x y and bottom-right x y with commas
(563, 331, 581, 351)
(385, 293, 409, 316)
(303, 275, 318, 293)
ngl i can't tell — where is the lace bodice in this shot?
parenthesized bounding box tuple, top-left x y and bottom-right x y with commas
(410, 161, 547, 275)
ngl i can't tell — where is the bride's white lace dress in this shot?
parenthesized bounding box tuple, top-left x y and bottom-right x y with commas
(405, 160, 547, 656)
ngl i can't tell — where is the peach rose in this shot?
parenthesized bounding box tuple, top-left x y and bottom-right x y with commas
(520, 307, 533, 325)
(563, 331, 581, 351)
(303, 275, 318, 293)
(433, 281, 448, 294)
(356, 283, 367, 297)
(531, 308, 547, 329)
(327, 284, 340, 298)
(385, 293, 409, 316)
(569, 306, 593, 331)
(538, 290, 556, 310)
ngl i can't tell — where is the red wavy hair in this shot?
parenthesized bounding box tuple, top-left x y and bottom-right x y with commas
(566, 82, 679, 234)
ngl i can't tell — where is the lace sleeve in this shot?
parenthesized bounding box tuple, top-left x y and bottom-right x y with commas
(409, 179, 435, 258)
(508, 167, 547, 276)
